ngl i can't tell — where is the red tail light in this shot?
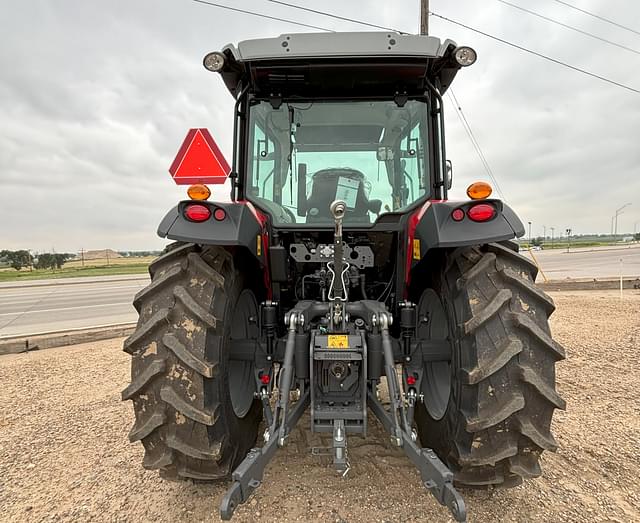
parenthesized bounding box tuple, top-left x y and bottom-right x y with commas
(451, 208, 465, 222)
(184, 204, 211, 222)
(467, 203, 496, 222)
(213, 208, 226, 221)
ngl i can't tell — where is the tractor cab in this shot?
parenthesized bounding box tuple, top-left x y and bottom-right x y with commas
(206, 32, 476, 229)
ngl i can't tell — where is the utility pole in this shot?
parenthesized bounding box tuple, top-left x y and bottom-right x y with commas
(614, 203, 632, 241)
(550, 227, 555, 249)
(528, 221, 532, 249)
(80, 248, 85, 267)
(543, 225, 546, 244)
(566, 228, 572, 253)
(420, 0, 429, 35)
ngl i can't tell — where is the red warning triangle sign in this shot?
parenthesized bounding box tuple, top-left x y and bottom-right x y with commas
(169, 128, 231, 185)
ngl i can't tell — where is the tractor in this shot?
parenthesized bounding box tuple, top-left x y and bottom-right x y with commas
(122, 31, 565, 522)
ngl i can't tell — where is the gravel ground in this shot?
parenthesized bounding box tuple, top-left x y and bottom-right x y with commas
(1, 290, 639, 522)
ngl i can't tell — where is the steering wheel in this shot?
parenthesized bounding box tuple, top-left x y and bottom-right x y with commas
(281, 205, 297, 223)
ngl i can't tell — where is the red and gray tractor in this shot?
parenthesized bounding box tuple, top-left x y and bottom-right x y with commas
(123, 32, 565, 522)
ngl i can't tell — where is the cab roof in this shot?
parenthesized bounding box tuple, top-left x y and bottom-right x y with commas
(216, 32, 465, 98)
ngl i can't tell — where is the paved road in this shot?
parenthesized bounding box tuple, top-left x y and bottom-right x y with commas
(0, 277, 148, 337)
(528, 244, 640, 280)
(1, 245, 638, 337)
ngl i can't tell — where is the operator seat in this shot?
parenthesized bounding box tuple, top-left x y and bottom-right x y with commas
(305, 168, 381, 223)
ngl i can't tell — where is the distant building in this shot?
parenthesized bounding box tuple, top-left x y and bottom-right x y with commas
(82, 249, 122, 260)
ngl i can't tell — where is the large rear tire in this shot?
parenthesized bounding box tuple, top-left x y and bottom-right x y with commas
(122, 243, 262, 480)
(414, 243, 565, 487)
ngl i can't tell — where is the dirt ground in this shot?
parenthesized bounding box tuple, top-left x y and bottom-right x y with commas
(1, 290, 639, 522)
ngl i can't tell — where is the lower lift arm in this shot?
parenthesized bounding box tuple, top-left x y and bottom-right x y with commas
(369, 312, 467, 522)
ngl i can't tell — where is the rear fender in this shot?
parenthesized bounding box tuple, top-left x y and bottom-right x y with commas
(157, 201, 267, 266)
(415, 200, 525, 254)
(403, 199, 523, 296)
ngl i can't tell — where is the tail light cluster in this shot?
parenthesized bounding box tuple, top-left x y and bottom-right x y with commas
(184, 203, 226, 223)
(451, 203, 497, 223)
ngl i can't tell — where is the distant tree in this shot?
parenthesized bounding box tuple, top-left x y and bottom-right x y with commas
(531, 237, 543, 247)
(53, 253, 71, 269)
(35, 253, 71, 270)
(36, 253, 53, 270)
(0, 250, 11, 268)
(635, 233, 640, 241)
(0, 250, 32, 271)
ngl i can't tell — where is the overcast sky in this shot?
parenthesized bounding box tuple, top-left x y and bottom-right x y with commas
(1, 0, 639, 252)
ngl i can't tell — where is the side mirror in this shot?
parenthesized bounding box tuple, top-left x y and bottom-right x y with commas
(445, 160, 453, 190)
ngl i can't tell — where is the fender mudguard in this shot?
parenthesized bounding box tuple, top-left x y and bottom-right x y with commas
(157, 201, 267, 265)
(413, 199, 525, 257)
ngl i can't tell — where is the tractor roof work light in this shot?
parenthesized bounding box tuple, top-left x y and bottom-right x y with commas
(454, 46, 477, 67)
(203, 51, 226, 72)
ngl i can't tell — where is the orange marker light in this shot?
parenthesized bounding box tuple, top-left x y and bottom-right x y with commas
(467, 181, 492, 200)
(187, 184, 211, 201)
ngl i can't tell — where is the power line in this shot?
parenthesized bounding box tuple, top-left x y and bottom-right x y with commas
(497, 0, 640, 55)
(551, 0, 640, 37)
(262, 0, 640, 95)
(191, 0, 334, 32)
(265, 0, 403, 33)
(447, 89, 507, 201)
(192, 0, 640, 95)
(429, 11, 640, 94)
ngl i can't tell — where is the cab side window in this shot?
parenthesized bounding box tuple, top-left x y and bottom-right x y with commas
(401, 122, 428, 205)
(251, 123, 275, 200)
